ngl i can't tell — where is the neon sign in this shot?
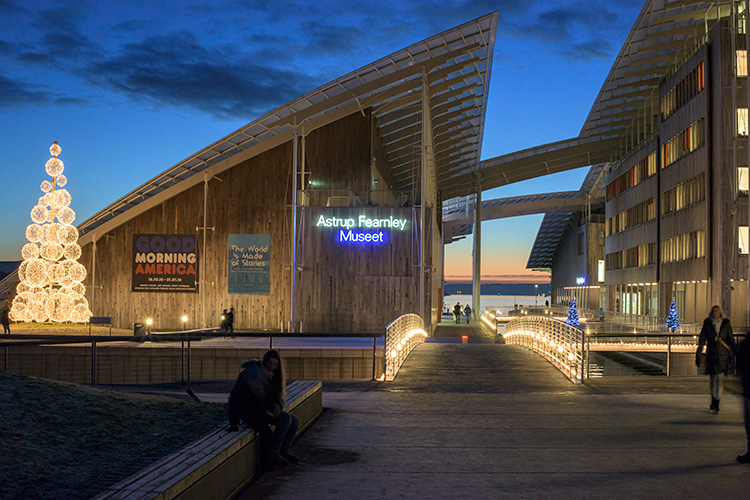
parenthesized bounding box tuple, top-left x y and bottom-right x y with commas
(576, 276, 586, 285)
(316, 215, 408, 230)
(317, 214, 408, 244)
(339, 230, 385, 243)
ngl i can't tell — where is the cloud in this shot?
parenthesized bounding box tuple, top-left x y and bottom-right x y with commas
(562, 39, 615, 61)
(0, 74, 52, 106)
(84, 31, 315, 119)
(504, 3, 633, 61)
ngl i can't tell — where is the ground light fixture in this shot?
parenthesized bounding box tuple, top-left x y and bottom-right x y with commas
(146, 317, 153, 334)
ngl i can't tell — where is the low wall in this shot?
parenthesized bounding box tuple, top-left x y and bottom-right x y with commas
(1, 343, 383, 384)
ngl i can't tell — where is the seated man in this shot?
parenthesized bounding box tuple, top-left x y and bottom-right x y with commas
(228, 350, 300, 470)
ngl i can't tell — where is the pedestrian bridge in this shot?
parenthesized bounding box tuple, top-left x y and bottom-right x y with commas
(235, 322, 747, 500)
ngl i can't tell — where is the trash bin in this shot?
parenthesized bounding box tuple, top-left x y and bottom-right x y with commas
(133, 322, 147, 336)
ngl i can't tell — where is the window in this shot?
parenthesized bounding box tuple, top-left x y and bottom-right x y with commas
(661, 230, 706, 263)
(738, 50, 748, 77)
(739, 167, 749, 193)
(739, 108, 749, 136)
(741, 226, 749, 254)
(662, 119, 705, 168)
(598, 260, 605, 282)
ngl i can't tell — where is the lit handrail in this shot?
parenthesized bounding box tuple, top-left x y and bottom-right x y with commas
(383, 313, 428, 381)
(504, 315, 585, 383)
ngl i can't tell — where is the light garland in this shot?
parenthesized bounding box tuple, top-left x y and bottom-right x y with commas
(10, 142, 92, 324)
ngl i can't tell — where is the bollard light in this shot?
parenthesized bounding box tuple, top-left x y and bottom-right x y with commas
(181, 315, 188, 331)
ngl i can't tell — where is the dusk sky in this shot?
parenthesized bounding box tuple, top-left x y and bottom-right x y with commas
(0, 0, 643, 282)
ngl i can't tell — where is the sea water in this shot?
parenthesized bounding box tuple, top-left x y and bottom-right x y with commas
(443, 294, 549, 316)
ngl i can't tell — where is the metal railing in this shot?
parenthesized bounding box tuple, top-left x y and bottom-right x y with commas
(586, 332, 747, 377)
(596, 310, 701, 334)
(504, 315, 585, 383)
(1, 330, 386, 386)
(383, 313, 428, 381)
(0, 332, 203, 394)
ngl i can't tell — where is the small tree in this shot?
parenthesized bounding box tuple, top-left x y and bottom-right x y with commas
(667, 300, 679, 332)
(566, 299, 579, 327)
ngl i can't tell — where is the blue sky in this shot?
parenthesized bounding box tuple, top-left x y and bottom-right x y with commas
(0, 0, 644, 280)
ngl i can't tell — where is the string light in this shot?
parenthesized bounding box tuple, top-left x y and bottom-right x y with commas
(10, 142, 92, 324)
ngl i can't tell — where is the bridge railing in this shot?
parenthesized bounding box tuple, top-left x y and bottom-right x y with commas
(504, 315, 585, 383)
(384, 313, 428, 381)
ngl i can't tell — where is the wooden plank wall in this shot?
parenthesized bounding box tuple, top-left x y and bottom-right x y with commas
(79, 142, 294, 331)
(78, 108, 419, 333)
(297, 206, 419, 333)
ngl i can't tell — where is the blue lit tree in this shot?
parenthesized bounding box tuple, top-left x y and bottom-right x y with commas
(566, 299, 579, 327)
(667, 300, 679, 332)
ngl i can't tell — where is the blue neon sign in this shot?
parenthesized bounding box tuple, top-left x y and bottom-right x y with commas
(317, 214, 407, 244)
(338, 230, 385, 243)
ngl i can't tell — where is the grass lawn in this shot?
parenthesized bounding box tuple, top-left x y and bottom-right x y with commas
(0, 371, 227, 500)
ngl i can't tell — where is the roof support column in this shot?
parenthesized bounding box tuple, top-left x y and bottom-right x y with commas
(472, 187, 481, 320)
(201, 173, 209, 327)
(90, 237, 97, 316)
(421, 69, 435, 330)
(291, 126, 299, 332)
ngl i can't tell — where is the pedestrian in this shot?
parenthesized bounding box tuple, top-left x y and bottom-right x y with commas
(464, 304, 472, 324)
(695, 305, 736, 413)
(227, 350, 300, 470)
(220, 309, 228, 333)
(1, 306, 9, 334)
(453, 302, 462, 324)
(736, 335, 750, 463)
(226, 307, 234, 333)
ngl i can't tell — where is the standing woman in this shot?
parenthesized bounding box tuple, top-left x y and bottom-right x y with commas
(228, 350, 300, 468)
(696, 305, 737, 413)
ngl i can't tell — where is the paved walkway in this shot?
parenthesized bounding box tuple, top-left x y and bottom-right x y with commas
(232, 323, 750, 500)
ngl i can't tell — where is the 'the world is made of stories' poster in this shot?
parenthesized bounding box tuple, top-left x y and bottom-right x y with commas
(228, 234, 270, 294)
(132, 234, 198, 292)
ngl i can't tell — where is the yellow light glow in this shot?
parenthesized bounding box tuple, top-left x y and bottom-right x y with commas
(10, 143, 91, 324)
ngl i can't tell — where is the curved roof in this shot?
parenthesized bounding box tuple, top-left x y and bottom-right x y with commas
(74, 13, 498, 247)
(580, 0, 731, 139)
(451, 0, 734, 203)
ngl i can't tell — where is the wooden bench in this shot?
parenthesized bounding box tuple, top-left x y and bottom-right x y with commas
(89, 316, 113, 336)
(94, 379, 323, 500)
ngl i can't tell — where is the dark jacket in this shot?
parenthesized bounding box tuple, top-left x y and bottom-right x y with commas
(1, 308, 9, 325)
(696, 317, 736, 375)
(228, 360, 283, 428)
(737, 337, 750, 398)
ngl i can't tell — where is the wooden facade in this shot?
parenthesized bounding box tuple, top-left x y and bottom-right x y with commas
(80, 109, 422, 333)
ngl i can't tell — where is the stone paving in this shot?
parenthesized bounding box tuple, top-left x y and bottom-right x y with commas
(228, 323, 750, 500)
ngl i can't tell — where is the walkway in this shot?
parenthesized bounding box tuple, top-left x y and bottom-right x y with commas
(234, 323, 749, 499)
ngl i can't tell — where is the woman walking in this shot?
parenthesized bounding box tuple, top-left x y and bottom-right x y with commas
(228, 349, 300, 469)
(696, 305, 736, 413)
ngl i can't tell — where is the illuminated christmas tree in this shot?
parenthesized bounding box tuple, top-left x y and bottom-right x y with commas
(666, 300, 679, 332)
(10, 142, 92, 323)
(566, 299, 579, 327)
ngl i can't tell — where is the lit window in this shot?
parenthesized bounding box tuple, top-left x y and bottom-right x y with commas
(739, 167, 749, 193)
(739, 50, 748, 77)
(740, 226, 749, 254)
(738, 108, 749, 136)
(598, 260, 605, 282)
